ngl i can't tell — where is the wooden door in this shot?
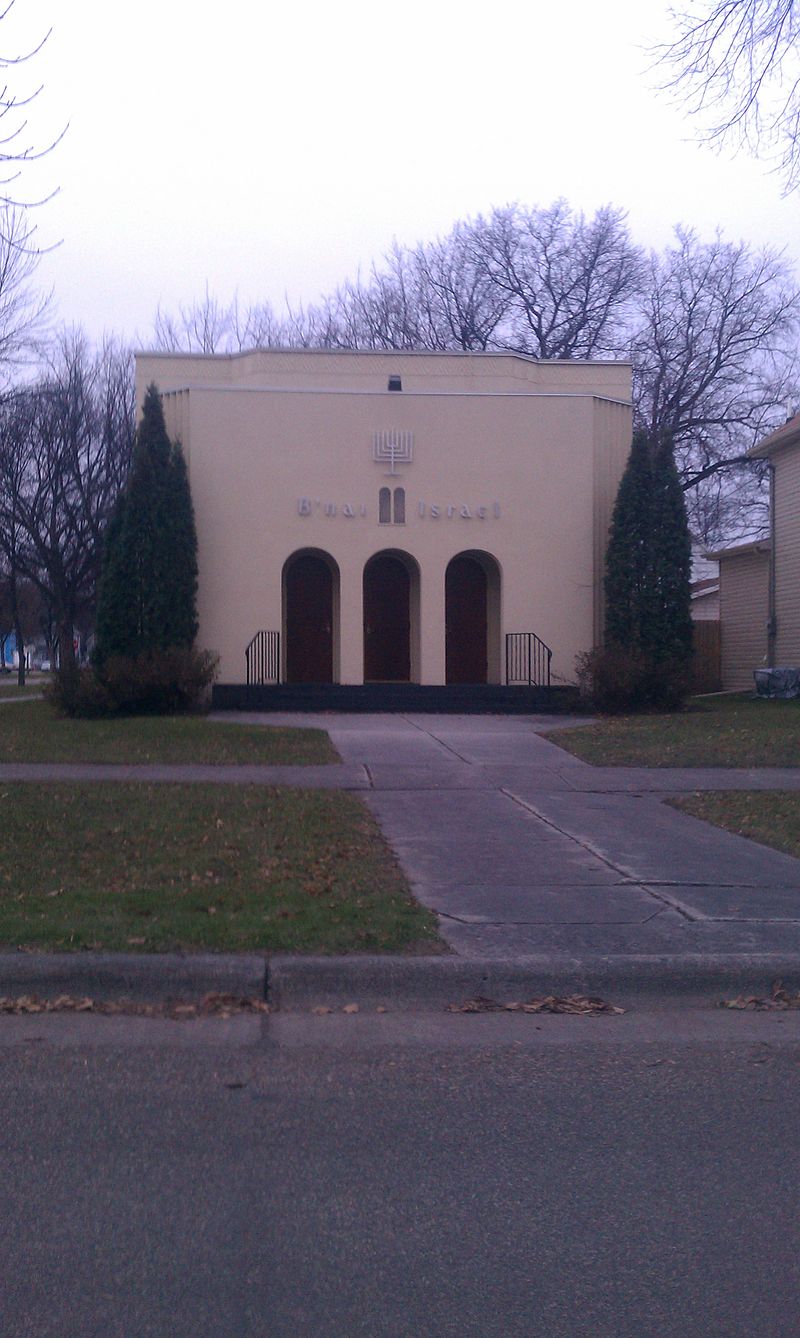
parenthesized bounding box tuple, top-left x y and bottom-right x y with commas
(363, 555, 410, 681)
(285, 555, 334, 683)
(446, 555, 487, 684)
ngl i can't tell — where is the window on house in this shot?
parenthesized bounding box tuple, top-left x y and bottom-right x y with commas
(393, 487, 405, 523)
(379, 486, 391, 523)
(388, 375, 402, 391)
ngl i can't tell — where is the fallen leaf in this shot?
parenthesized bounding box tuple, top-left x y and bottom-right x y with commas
(447, 994, 624, 1016)
(312, 1005, 332, 1015)
(0, 993, 269, 1018)
(342, 1003, 360, 1014)
(721, 981, 800, 1012)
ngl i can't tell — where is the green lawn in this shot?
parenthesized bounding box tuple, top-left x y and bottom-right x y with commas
(670, 792, 800, 861)
(548, 694, 800, 768)
(0, 699, 337, 765)
(0, 783, 441, 953)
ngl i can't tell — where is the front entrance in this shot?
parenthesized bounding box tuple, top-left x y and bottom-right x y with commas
(446, 554, 488, 684)
(363, 554, 411, 681)
(284, 553, 335, 683)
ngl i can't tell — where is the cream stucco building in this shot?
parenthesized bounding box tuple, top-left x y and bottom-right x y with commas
(134, 350, 632, 695)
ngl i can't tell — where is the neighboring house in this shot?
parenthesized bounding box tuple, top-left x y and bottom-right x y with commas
(0, 634, 34, 671)
(749, 411, 800, 668)
(690, 544, 720, 622)
(134, 349, 633, 689)
(690, 577, 720, 622)
(705, 540, 771, 691)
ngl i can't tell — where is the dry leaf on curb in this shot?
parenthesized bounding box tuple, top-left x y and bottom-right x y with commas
(0, 993, 269, 1018)
(446, 995, 505, 1013)
(312, 1006, 332, 1015)
(447, 994, 624, 1016)
(376, 1005, 388, 1014)
(721, 981, 800, 1011)
(342, 1003, 360, 1014)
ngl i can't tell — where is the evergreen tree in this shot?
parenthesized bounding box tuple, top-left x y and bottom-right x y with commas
(648, 436, 693, 667)
(95, 384, 198, 660)
(605, 431, 654, 652)
(602, 429, 693, 706)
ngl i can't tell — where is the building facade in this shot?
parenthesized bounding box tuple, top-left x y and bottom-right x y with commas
(134, 350, 632, 688)
(705, 540, 771, 691)
(750, 412, 800, 668)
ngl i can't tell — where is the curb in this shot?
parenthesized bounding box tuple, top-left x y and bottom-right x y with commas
(266, 953, 800, 1009)
(0, 952, 267, 1003)
(2, 951, 800, 1009)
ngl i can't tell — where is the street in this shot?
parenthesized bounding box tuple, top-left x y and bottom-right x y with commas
(3, 1003, 800, 1337)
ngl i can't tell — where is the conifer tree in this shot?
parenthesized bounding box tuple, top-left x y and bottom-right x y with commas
(602, 429, 693, 706)
(604, 430, 653, 652)
(95, 384, 198, 661)
(648, 436, 693, 667)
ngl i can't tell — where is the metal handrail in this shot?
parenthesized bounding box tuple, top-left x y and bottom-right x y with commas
(246, 630, 280, 685)
(505, 632, 552, 687)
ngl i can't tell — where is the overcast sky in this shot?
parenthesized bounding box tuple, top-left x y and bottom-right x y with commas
(8, 0, 800, 349)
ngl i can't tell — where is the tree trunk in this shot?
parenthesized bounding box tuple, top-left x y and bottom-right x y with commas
(9, 567, 25, 687)
(57, 620, 76, 673)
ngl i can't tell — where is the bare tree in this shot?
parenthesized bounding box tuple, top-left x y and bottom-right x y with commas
(0, 0, 65, 230)
(153, 289, 290, 354)
(631, 227, 800, 542)
(0, 333, 135, 670)
(149, 201, 800, 542)
(470, 201, 643, 359)
(655, 0, 800, 190)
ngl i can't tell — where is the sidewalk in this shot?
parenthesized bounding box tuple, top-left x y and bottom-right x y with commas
(3, 710, 800, 1004)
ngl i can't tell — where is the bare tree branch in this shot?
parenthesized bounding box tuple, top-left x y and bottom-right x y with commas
(655, 0, 800, 190)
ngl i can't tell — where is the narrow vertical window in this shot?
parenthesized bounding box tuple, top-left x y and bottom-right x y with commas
(393, 487, 405, 524)
(379, 487, 391, 523)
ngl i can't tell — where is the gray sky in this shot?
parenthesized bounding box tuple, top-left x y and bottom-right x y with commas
(9, 0, 800, 347)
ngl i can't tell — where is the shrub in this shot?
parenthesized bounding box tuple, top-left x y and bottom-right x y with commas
(46, 648, 218, 718)
(99, 647, 219, 714)
(576, 644, 692, 713)
(46, 664, 114, 719)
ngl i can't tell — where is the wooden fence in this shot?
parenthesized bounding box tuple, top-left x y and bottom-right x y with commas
(692, 621, 721, 694)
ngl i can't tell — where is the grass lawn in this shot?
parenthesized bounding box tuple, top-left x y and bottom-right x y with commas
(0, 783, 441, 953)
(548, 694, 800, 768)
(0, 699, 337, 765)
(670, 792, 800, 861)
(0, 682, 44, 698)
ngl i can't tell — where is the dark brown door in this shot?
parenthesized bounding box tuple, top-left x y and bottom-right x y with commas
(446, 556, 487, 684)
(364, 555, 410, 681)
(285, 555, 334, 683)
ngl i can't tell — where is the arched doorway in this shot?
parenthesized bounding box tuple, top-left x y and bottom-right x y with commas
(283, 551, 338, 683)
(363, 552, 416, 682)
(445, 552, 500, 684)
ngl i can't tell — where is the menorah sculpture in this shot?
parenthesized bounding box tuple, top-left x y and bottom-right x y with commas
(373, 430, 414, 475)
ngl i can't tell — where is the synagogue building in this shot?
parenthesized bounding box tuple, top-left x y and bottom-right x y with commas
(134, 350, 632, 692)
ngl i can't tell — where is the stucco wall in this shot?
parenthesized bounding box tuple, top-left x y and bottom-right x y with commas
(136, 351, 632, 685)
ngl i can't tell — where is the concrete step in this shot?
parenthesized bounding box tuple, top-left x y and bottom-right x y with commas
(211, 683, 579, 714)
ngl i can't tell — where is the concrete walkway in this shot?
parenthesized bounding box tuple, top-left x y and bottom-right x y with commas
(5, 710, 800, 984)
(210, 712, 800, 960)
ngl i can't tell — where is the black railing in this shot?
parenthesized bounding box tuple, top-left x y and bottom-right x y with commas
(246, 630, 280, 685)
(505, 632, 552, 687)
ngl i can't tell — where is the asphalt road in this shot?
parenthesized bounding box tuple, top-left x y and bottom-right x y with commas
(3, 1005, 800, 1338)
